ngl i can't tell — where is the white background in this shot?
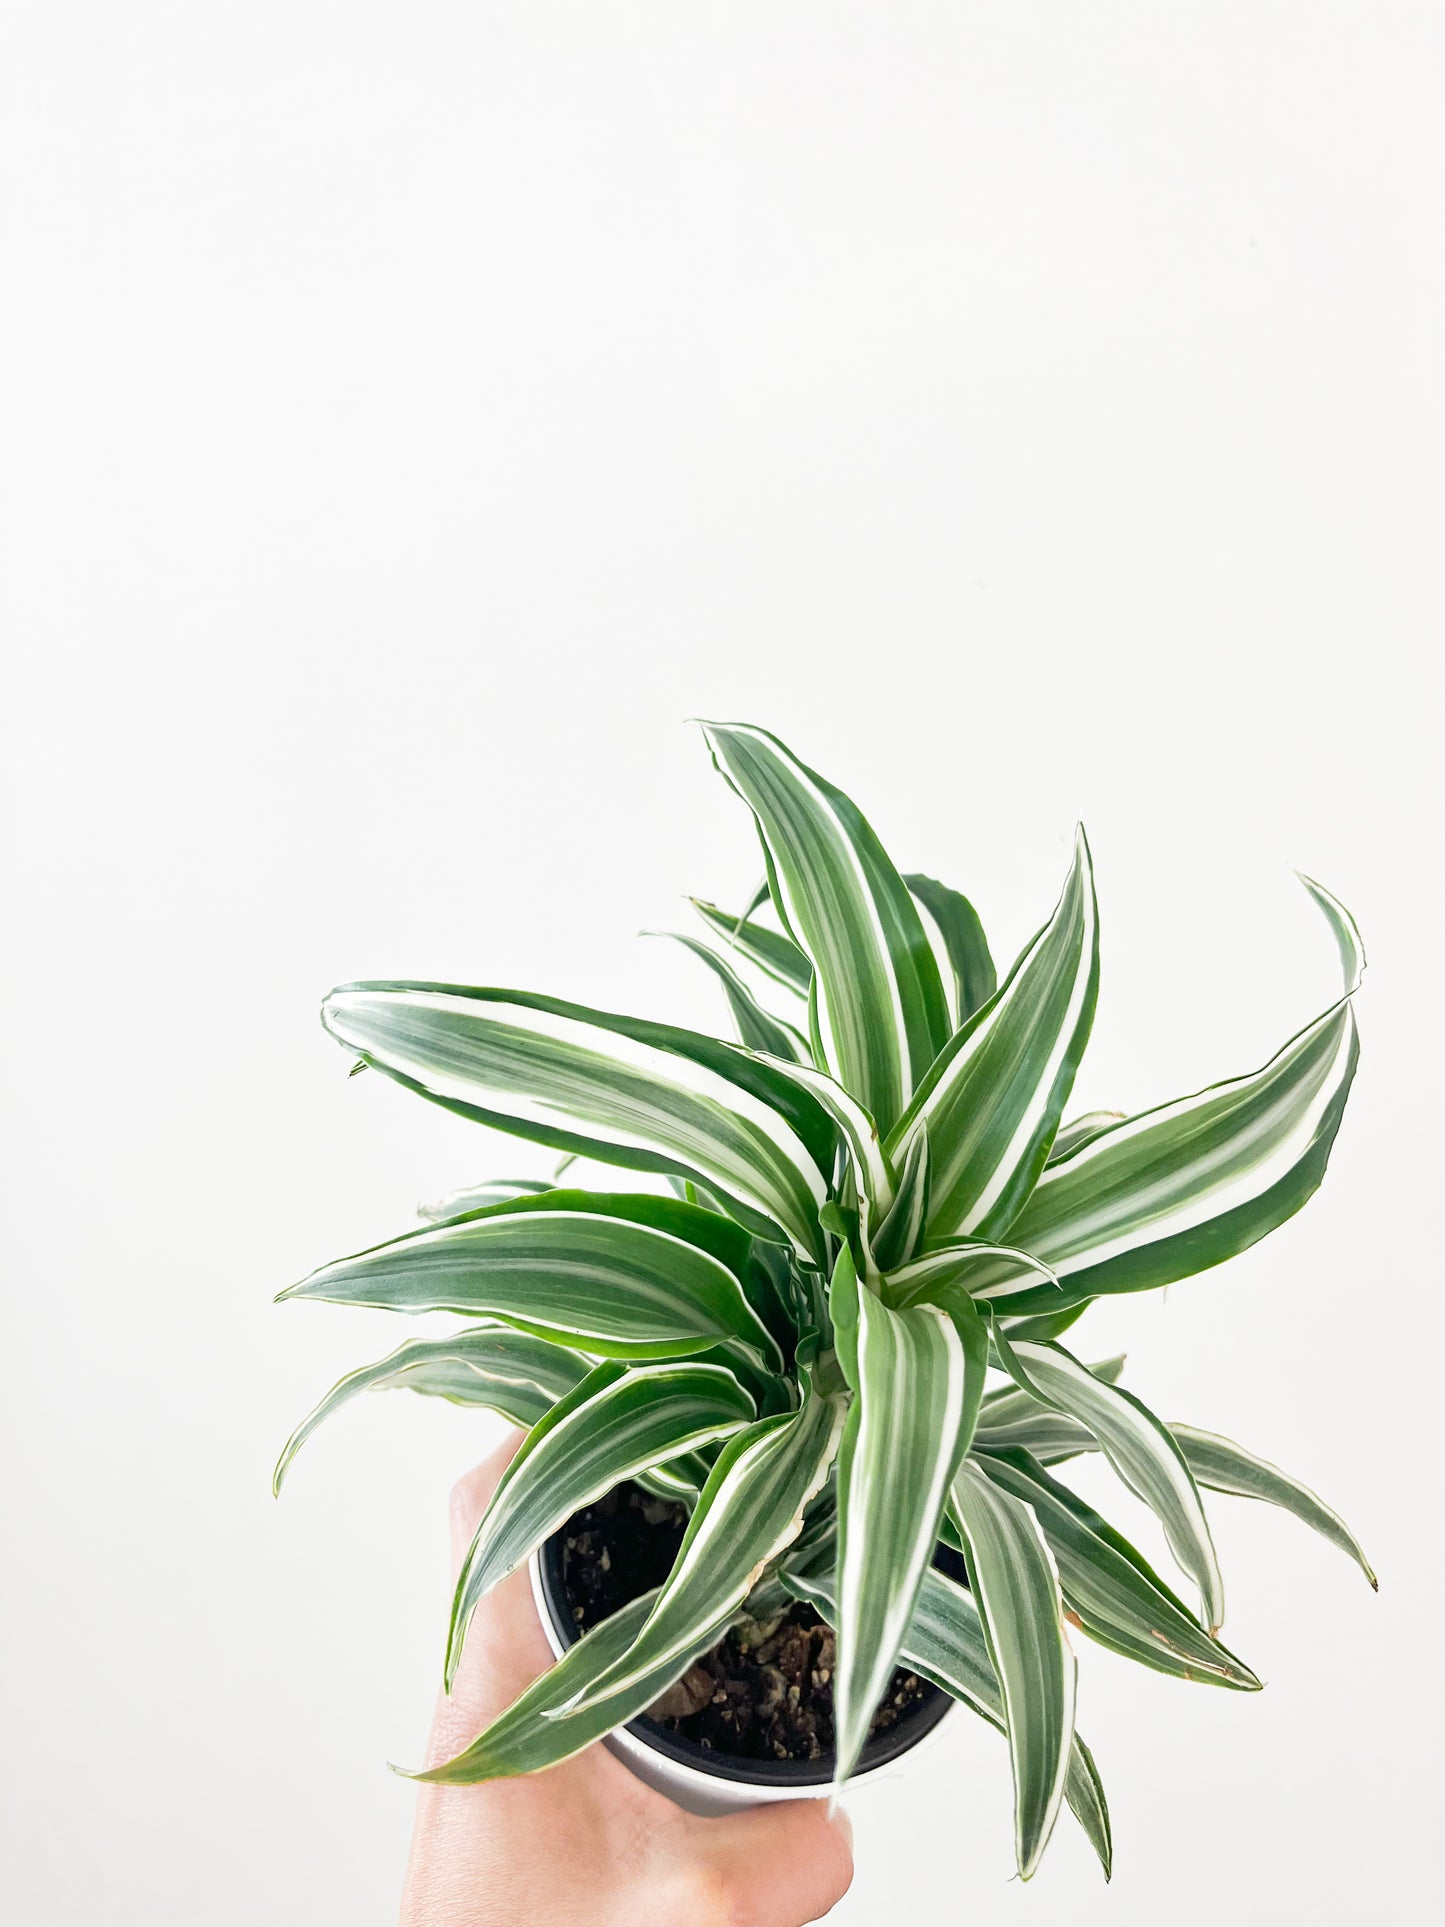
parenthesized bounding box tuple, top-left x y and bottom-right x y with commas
(3, 5, 1441, 1922)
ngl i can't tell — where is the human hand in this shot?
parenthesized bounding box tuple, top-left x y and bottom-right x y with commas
(399, 1432, 855, 1926)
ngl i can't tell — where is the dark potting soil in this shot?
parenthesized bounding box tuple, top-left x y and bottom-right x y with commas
(557, 1482, 935, 1765)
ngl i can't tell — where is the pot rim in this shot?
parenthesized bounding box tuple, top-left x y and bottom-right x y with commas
(529, 1524, 955, 1795)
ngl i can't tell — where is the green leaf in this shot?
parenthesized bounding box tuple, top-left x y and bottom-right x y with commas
(997, 1415, 1377, 1590)
(979, 1354, 1127, 1433)
(831, 1287, 982, 1785)
(699, 721, 950, 1135)
(974, 1446, 1260, 1690)
(885, 1236, 1060, 1310)
(782, 1558, 1112, 1880)
(1047, 1112, 1125, 1165)
(690, 897, 812, 996)
(1169, 1425, 1377, 1590)
(905, 873, 998, 1026)
(417, 1177, 554, 1222)
(967, 877, 1364, 1314)
(889, 828, 1099, 1243)
(950, 1456, 1076, 1879)
(648, 931, 810, 1062)
(553, 1385, 846, 1719)
(282, 1190, 784, 1371)
(869, 1127, 930, 1272)
(322, 981, 834, 1258)
(992, 1328, 1225, 1630)
(446, 1361, 757, 1687)
(753, 1052, 895, 1219)
(405, 1589, 713, 1784)
(272, 1327, 588, 1495)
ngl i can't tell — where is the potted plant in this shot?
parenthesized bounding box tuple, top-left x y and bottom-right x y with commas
(276, 721, 1373, 1879)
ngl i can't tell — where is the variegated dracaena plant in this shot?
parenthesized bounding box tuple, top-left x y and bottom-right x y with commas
(276, 721, 1373, 1881)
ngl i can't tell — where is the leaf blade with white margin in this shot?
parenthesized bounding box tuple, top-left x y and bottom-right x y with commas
(272, 1327, 588, 1495)
(889, 828, 1099, 1243)
(281, 1190, 783, 1370)
(967, 876, 1364, 1314)
(905, 873, 998, 1027)
(699, 721, 950, 1134)
(647, 931, 810, 1062)
(689, 897, 812, 996)
(1170, 1425, 1377, 1589)
(950, 1457, 1076, 1880)
(831, 1288, 977, 1786)
(554, 1383, 846, 1720)
(406, 1589, 713, 1784)
(445, 1361, 757, 1687)
(992, 1327, 1225, 1630)
(322, 981, 833, 1258)
(973, 1446, 1259, 1690)
(781, 1558, 1113, 1882)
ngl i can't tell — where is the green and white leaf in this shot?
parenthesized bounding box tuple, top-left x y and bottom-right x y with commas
(975, 1447, 1259, 1690)
(979, 1355, 1126, 1434)
(649, 931, 809, 1062)
(951, 1456, 1076, 1879)
(700, 721, 950, 1134)
(905, 872, 998, 1027)
(690, 897, 811, 996)
(832, 1286, 979, 1785)
(752, 1051, 895, 1219)
(446, 1361, 756, 1687)
(417, 1177, 555, 1223)
(282, 1190, 784, 1370)
(322, 981, 833, 1256)
(783, 1558, 1112, 1881)
(554, 1387, 846, 1719)
(406, 1590, 715, 1785)
(992, 1329, 1224, 1630)
(1047, 1113, 1125, 1165)
(885, 1237, 1060, 1310)
(272, 1327, 588, 1495)
(869, 1127, 929, 1272)
(1170, 1425, 1376, 1589)
(889, 828, 1099, 1243)
(967, 878, 1364, 1313)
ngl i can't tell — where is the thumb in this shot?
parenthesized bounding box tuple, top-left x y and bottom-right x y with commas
(684, 1799, 854, 1926)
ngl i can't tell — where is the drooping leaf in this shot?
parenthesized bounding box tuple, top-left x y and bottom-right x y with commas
(979, 1354, 1127, 1433)
(885, 1236, 1060, 1310)
(950, 1457, 1076, 1879)
(1170, 1425, 1376, 1589)
(905, 873, 998, 1026)
(272, 1327, 588, 1494)
(404, 1589, 714, 1784)
(991, 1328, 1224, 1630)
(648, 931, 809, 1062)
(967, 878, 1364, 1314)
(699, 721, 951, 1134)
(752, 1051, 895, 1220)
(889, 828, 1099, 1243)
(553, 1385, 846, 1719)
(690, 897, 812, 996)
(281, 1190, 784, 1371)
(446, 1361, 756, 1686)
(831, 1287, 980, 1784)
(782, 1558, 1113, 1881)
(974, 1446, 1259, 1690)
(997, 1416, 1377, 1590)
(322, 981, 833, 1257)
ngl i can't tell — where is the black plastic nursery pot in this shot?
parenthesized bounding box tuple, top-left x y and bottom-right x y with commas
(533, 1481, 956, 1801)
